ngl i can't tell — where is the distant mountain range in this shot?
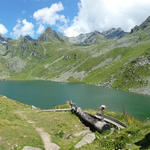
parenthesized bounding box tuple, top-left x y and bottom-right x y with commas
(1, 16, 150, 95)
(0, 26, 127, 45)
(69, 28, 127, 45)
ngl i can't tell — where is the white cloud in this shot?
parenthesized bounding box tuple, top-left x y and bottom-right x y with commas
(0, 24, 8, 35)
(37, 24, 45, 34)
(12, 19, 34, 38)
(33, 2, 67, 26)
(64, 0, 150, 37)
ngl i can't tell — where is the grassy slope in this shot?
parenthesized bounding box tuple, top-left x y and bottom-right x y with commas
(84, 41, 150, 87)
(0, 95, 44, 150)
(0, 95, 150, 149)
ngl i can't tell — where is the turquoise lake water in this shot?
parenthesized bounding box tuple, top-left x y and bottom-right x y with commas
(0, 81, 150, 120)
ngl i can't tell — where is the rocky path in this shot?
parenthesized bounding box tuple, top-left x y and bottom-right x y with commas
(15, 111, 59, 150)
(35, 127, 59, 150)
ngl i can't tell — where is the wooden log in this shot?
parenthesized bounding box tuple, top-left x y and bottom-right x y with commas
(70, 103, 110, 133)
(95, 113, 127, 129)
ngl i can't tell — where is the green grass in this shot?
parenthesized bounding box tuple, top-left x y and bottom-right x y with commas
(83, 41, 150, 87)
(25, 108, 150, 150)
(0, 95, 150, 149)
(0, 95, 44, 150)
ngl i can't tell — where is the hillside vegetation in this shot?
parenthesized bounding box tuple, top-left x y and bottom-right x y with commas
(1, 17, 150, 95)
(0, 95, 150, 150)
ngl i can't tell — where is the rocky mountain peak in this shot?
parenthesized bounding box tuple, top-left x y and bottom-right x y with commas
(140, 16, 150, 29)
(103, 28, 127, 39)
(90, 31, 101, 35)
(69, 31, 105, 45)
(144, 16, 150, 23)
(45, 27, 53, 33)
(0, 34, 10, 44)
(18, 35, 34, 43)
(38, 27, 64, 42)
(24, 35, 34, 41)
(131, 16, 150, 33)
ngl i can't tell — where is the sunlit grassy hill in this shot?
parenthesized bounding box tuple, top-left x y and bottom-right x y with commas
(0, 95, 150, 149)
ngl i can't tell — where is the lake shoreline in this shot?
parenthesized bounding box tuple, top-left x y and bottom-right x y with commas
(0, 80, 150, 120)
(4, 77, 150, 97)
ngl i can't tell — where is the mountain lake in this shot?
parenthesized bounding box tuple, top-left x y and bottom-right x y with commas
(0, 80, 150, 120)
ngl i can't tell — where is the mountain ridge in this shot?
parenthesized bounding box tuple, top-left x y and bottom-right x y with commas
(0, 26, 127, 44)
(131, 16, 150, 33)
(38, 27, 65, 42)
(102, 28, 127, 39)
(2, 16, 150, 42)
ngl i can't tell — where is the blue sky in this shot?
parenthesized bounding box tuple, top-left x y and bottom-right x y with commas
(0, 0, 150, 38)
(0, 0, 79, 38)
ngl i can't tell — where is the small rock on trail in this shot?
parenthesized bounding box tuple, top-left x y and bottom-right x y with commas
(22, 146, 42, 150)
(75, 133, 96, 148)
